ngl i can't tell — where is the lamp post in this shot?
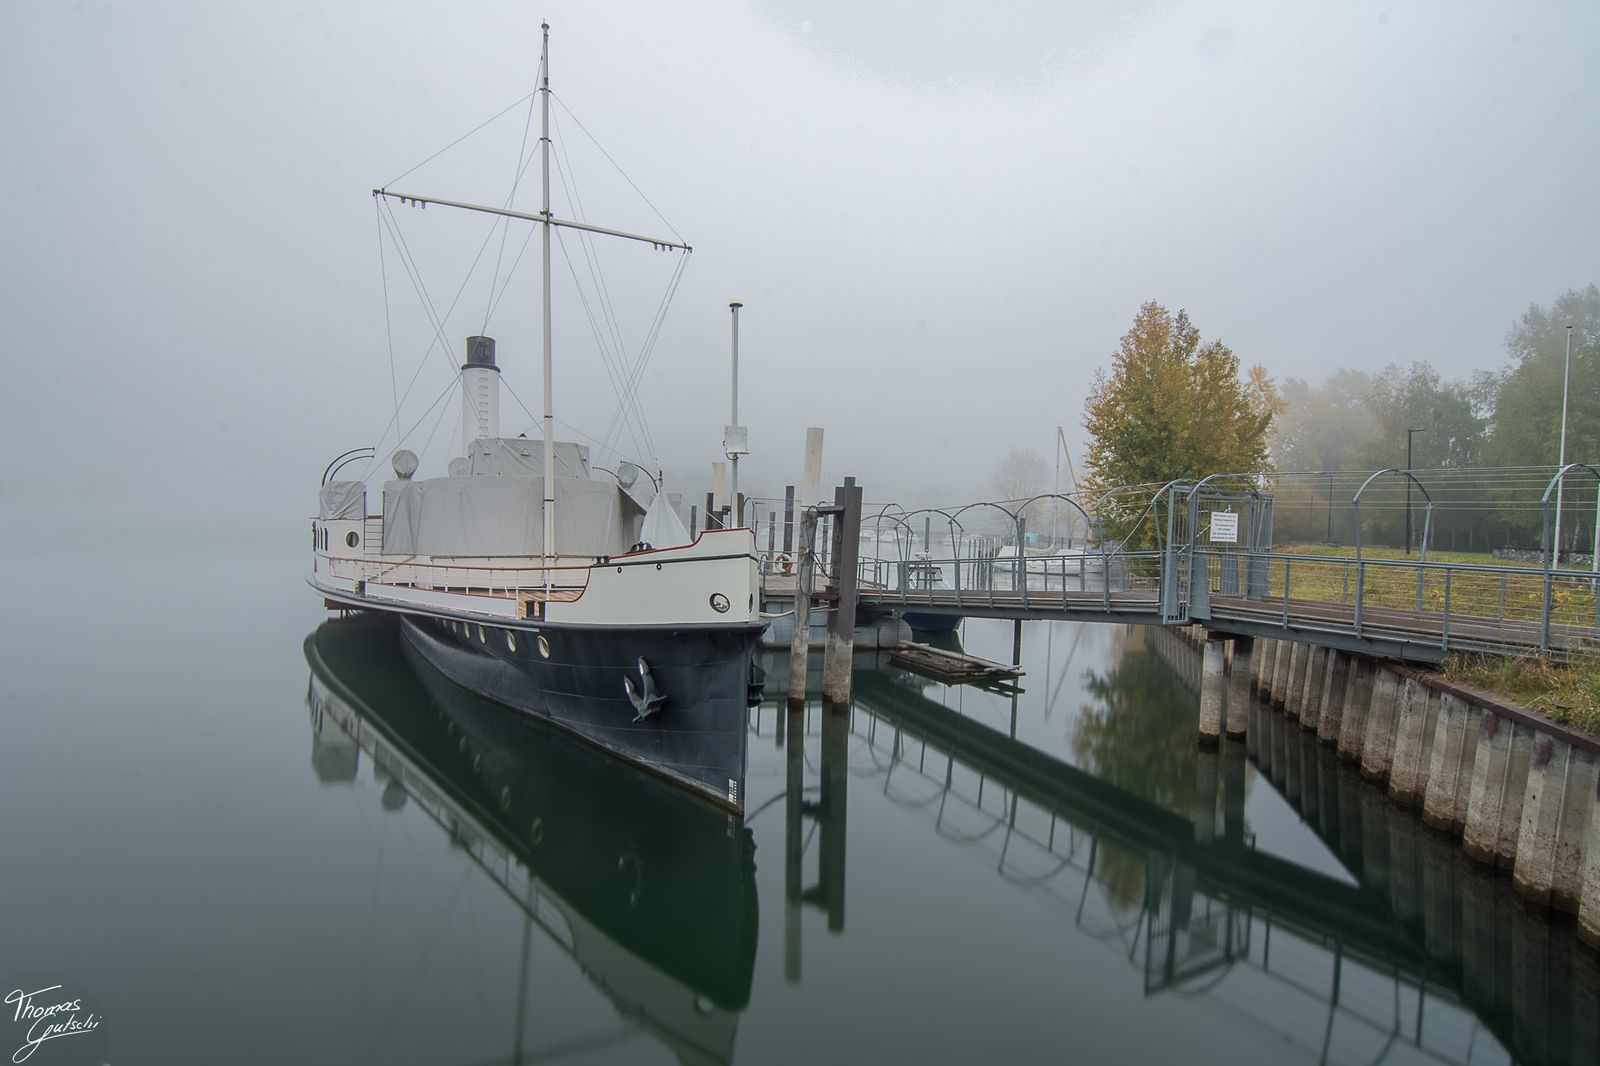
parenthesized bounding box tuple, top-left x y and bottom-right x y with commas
(1404, 427, 1425, 555)
(1555, 324, 1574, 567)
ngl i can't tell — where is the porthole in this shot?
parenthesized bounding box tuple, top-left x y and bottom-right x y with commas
(506, 630, 517, 652)
(477, 625, 486, 643)
(530, 817, 544, 845)
(500, 786, 511, 811)
(537, 635, 551, 659)
(345, 531, 359, 548)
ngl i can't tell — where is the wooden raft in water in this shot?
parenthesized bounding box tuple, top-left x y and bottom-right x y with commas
(889, 641, 1025, 687)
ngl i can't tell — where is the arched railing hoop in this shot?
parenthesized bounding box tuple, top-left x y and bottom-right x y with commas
(1539, 463, 1600, 571)
(1351, 468, 1435, 561)
(1014, 492, 1097, 543)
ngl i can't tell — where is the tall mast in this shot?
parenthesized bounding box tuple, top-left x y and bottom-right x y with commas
(540, 22, 555, 592)
(372, 20, 691, 595)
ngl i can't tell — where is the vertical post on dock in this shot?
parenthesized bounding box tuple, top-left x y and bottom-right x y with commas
(822, 479, 864, 705)
(689, 505, 698, 538)
(704, 492, 718, 529)
(1199, 637, 1226, 748)
(1227, 636, 1253, 738)
(767, 511, 776, 560)
(784, 485, 796, 555)
(788, 509, 817, 706)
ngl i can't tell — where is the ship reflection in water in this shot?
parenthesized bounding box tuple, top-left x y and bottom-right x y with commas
(305, 614, 757, 1066)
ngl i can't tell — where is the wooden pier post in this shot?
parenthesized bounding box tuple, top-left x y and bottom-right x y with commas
(788, 508, 817, 706)
(783, 485, 795, 555)
(822, 479, 863, 705)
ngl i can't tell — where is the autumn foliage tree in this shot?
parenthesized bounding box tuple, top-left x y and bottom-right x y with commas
(1083, 301, 1277, 542)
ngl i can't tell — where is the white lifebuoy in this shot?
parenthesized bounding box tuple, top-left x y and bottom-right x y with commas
(773, 551, 793, 575)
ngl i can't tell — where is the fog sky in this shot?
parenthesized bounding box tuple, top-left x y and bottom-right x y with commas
(3, 0, 1596, 533)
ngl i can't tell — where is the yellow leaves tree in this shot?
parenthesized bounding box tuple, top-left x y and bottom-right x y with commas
(1083, 301, 1276, 542)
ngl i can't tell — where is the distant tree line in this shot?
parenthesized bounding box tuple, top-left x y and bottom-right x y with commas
(1271, 284, 1600, 552)
(1075, 286, 1600, 554)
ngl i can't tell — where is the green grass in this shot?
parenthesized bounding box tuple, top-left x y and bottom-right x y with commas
(1266, 543, 1599, 629)
(1443, 652, 1600, 735)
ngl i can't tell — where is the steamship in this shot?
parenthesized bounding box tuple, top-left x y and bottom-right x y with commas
(306, 25, 762, 813)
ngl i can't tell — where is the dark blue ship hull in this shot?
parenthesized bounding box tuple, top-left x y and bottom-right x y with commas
(398, 613, 764, 812)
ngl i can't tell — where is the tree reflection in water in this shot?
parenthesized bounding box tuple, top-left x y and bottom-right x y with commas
(1072, 628, 1206, 910)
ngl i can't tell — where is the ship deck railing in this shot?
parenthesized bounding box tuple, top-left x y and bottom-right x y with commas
(324, 553, 594, 599)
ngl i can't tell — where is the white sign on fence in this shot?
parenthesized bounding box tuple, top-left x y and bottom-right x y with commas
(1210, 510, 1239, 544)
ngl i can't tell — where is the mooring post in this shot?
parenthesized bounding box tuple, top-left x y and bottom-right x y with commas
(1198, 637, 1226, 747)
(788, 508, 818, 706)
(1254, 638, 1275, 696)
(766, 510, 776, 560)
(783, 485, 796, 555)
(822, 479, 864, 705)
(1226, 635, 1253, 738)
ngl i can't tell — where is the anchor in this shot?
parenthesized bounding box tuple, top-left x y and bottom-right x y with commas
(624, 656, 667, 722)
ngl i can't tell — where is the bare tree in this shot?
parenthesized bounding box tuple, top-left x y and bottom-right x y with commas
(991, 449, 1049, 510)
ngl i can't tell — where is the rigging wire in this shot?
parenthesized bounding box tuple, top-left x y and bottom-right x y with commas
(550, 225, 652, 465)
(359, 210, 459, 482)
(482, 61, 544, 332)
(365, 195, 529, 479)
(548, 118, 656, 465)
(605, 251, 688, 460)
(551, 109, 635, 416)
(551, 92, 685, 245)
(376, 199, 399, 426)
(385, 91, 538, 189)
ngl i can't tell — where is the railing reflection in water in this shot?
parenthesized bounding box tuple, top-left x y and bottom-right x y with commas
(753, 660, 1600, 1066)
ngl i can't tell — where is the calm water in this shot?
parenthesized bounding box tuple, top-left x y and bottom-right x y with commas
(2, 540, 1595, 1065)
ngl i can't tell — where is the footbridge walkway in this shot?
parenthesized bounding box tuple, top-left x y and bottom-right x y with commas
(757, 465, 1600, 666)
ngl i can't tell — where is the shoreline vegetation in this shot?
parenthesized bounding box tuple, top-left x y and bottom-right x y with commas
(1275, 542, 1600, 734)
